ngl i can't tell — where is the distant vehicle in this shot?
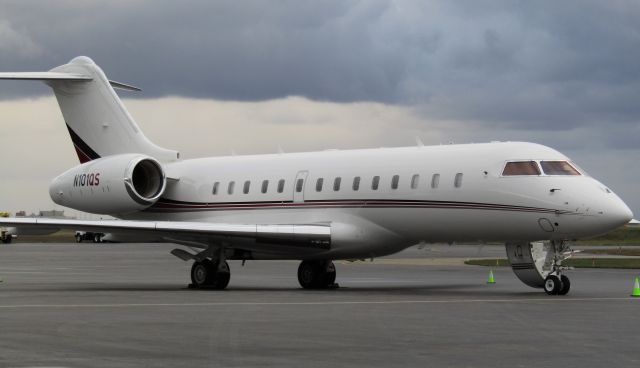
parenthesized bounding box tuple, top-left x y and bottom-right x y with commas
(0, 211, 15, 243)
(0, 56, 633, 294)
(1, 228, 14, 244)
(75, 231, 104, 243)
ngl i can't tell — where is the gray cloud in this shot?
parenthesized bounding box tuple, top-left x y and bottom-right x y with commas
(0, 1, 638, 216)
(0, 0, 639, 132)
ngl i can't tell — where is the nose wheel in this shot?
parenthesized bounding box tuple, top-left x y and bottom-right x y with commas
(544, 274, 570, 295)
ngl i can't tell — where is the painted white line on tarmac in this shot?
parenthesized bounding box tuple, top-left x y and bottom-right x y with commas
(0, 297, 635, 309)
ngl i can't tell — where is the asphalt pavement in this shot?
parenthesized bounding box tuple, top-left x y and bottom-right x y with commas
(0, 243, 638, 367)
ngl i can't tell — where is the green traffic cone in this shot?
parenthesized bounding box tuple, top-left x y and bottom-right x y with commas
(487, 269, 496, 284)
(631, 277, 640, 297)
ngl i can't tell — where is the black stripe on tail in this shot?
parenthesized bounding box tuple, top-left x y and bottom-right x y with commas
(66, 123, 101, 163)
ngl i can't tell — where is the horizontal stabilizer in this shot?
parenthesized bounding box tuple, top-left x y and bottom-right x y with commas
(0, 72, 140, 91)
(0, 72, 92, 81)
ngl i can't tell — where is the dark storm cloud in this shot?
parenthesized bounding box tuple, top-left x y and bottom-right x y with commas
(1, 0, 640, 130)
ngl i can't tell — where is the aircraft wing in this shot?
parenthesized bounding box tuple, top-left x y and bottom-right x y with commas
(0, 217, 331, 250)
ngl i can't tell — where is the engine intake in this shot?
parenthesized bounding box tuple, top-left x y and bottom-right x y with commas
(50, 154, 167, 215)
(125, 157, 166, 204)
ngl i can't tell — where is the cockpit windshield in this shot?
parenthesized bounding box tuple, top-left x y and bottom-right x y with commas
(502, 161, 541, 176)
(540, 161, 581, 176)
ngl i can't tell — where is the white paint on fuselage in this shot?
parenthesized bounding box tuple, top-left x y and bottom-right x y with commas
(122, 142, 632, 259)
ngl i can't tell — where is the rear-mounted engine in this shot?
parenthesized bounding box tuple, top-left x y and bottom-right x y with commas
(49, 154, 166, 214)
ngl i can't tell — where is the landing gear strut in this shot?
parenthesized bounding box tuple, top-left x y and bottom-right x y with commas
(507, 240, 576, 296)
(297, 260, 337, 289)
(190, 259, 230, 289)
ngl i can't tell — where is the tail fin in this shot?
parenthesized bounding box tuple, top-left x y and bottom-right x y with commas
(0, 56, 179, 163)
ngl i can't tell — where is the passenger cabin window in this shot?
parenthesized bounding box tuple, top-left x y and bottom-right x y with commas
(391, 175, 399, 190)
(261, 180, 269, 194)
(372, 176, 380, 190)
(540, 161, 581, 176)
(228, 181, 235, 195)
(502, 161, 541, 176)
(277, 179, 285, 193)
(316, 178, 324, 192)
(431, 174, 440, 188)
(352, 176, 360, 191)
(454, 173, 463, 188)
(243, 180, 251, 194)
(411, 174, 419, 189)
(212, 181, 220, 195)
(333, 177, 341, 191)
(296, 178, 304, 193)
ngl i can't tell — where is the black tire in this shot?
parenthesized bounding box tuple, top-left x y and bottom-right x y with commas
(191, 260, 230, 289)
(544, 275, 562, 295)
(558, 275, 571, 295)
(298, 260, 336, 289)
(191, 260, 213, 287)
(75, 234, 83, 243)
(209, 260, 230, 290)
(325, 261, 336, 285)
(92, 234, 100, 243)
(298, 261, 318, 289)
(2, 236, 12, 244)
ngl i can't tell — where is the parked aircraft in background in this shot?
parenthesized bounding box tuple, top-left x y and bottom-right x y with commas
(0, 57, 633, 294)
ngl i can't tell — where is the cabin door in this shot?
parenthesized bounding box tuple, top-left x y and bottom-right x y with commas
(293, 170, 308, 203)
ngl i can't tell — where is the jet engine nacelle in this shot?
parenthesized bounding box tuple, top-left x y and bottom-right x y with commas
(49, 154, 166, 215)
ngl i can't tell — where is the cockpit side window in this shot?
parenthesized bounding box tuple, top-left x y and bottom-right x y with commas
(502, 161, 541, 176)
(540, 161, 581, 176)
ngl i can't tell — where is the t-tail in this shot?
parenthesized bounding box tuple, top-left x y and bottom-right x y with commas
(0, 56, 179, 163)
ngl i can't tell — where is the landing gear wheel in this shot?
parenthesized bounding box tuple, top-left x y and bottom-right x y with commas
(558, 275, 571, 295)
(93, 234, 101, 243)
(209, 260, 230, 290)
(190, 259, 230, 290)
(544, 275, 562, 295)
(75, 234, 83, 243)
(191, 260, 213, 287)
(298, 260, 336, 289)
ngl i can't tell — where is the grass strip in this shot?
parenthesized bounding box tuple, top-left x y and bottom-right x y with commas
(465, 258, 640, 269)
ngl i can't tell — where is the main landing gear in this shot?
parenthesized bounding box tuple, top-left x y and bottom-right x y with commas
(297, 260, 338, 289)
(506, 240, 575, 296)
(175, 245, 339, 290)
(190, 259, 230, 290)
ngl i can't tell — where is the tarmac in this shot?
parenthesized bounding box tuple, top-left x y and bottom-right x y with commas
(0, 242, 639, 367)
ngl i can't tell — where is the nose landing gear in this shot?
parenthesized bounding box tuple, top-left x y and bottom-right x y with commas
(544, 274, 570, 295)
(506, 240, 576, 295)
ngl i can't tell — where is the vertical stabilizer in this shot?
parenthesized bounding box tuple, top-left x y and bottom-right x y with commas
(1, 56, 179, 163)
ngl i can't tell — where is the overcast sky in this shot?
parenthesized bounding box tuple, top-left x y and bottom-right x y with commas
(0, 0, 638, 218)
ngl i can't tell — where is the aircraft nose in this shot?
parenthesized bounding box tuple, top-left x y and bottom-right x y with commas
(605, 198, 634, 228)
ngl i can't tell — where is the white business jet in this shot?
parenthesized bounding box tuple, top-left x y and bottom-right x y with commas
(0, 57, 633, 294)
